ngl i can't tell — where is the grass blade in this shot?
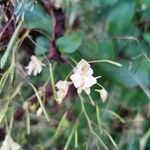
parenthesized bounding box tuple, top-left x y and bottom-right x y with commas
(89, 59, 122, 67)
(102, 129, 117, 148)
(96, 105, 102, 134)
(0, 99, 10, 124)
(29, 83, 50, 122)
(102, 109, 125, 124)
(0, 18, 24, 68)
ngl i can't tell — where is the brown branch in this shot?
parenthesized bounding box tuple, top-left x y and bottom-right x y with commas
(41, 0, 65, 62)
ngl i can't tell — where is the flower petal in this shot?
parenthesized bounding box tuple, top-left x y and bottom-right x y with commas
(70, 73, 83, 88)
(84, 76, 97, 88)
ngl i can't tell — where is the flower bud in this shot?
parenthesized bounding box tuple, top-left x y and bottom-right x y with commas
(22, 102, 29, 111)
(96, 88, 108, 102)
(36, 107, 43, 117)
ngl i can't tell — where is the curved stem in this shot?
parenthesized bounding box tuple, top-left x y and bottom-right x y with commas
(89, 59, 122, 67)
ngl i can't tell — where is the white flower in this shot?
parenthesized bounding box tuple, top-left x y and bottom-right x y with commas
(25, 55, 45, 76)
(70, 59, 97, 94)
(22, 101, 29, 111)
(55, 80, 70, 104)
(96, 88, 108, 102)
(133, 113, 144, 134)
(0, 135, 21, 150)
(54, 0, 62, 8)
(36, 107, 43, 117)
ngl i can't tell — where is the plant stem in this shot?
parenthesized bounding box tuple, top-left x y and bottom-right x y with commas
(49, 62, 57, 100)
(89, 59, 122, 67)
(79, 94, 93, 131)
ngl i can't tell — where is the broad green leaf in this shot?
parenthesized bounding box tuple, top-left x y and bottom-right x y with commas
(97, 59, 150, 88)
(35, 36, 49, 56)
(15, 3, 52, 34)
(116, 37, 140, 57)
(56, 31, 83, 54)
(127, 131, 139, 150)
(99, 0, 118, 6)
(144, 33, 150, 44)
(79, 38, 115, 60)
(79, 0, 101, 12)
(105, 1, 135, 35)
(141, 1, 150, 21)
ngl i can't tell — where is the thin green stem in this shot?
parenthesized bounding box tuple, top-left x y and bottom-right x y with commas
(87, 94, 95, 106)
(29, 83, 50, 122)
(92, 131, 109, 150)
(26, 110, 30, 135)
(49, 62, 57, 100)
(102, 129, 117, 148)
(96, 105, 102, 134)
(96, 83, 105, 89)
(65, 70, 73, 80)
(64, 112, 81, 150)
(101, 109, 125, 124)
(75, 127, 78, 148)
(89, 59, 122, 67)
(79, 94, 92, 131)
(45, 112, 67, 148)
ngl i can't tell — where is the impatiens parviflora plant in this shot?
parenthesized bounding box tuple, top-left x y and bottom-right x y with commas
(55, 59, 121, 104)
(55, 59, 97, 104)
(25, 55, 45, 76)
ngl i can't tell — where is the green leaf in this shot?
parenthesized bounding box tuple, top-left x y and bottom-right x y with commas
(79, 38, 115, 60)
(105, 1, 135, 35)
(127, 131, 139, 150)
(100, 0, 118, 6)
(97, 58, 150, 88)
(35, 36, 49, 56)
(116, 38, 140, 57)
(56, 31, 83, 54)
(144, 33, 150, 44)
(15, 3, 52, 34)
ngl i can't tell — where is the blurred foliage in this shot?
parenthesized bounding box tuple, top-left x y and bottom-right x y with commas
(0, 0, 150, 150)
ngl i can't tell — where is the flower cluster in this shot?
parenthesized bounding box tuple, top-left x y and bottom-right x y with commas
(25, 57, 107, 104)
(55, 59, 107, 104)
